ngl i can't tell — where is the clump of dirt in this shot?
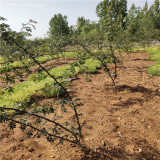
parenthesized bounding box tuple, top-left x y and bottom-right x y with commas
(0, 51, 160, 159)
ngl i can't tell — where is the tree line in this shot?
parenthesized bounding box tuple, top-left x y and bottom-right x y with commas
(47, 0, 160, 54)
(1, 0, 160, 61)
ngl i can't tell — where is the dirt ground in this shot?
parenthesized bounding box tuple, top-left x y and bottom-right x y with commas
(0, 51, 160, 159)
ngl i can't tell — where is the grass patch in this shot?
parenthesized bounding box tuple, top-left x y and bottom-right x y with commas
(146, 45, 160, 75)
(148, 64, 160, 75)
(0, 57, 5, 63)
(0, 58, 102, 112)
(0, 52, 77, 73)
(146, 46, 160, 61)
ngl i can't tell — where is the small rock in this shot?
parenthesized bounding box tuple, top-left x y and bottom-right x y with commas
(38, 154, 42, 157)
(28, 148, 35, 152)
(70, 144, 76, 147)
(86, 125, 92, 129)
(155, 88, 159, 92)
(138, 148, 143, 152)
(102, 140, 106, 146)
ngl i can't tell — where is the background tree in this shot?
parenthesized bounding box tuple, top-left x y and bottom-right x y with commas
(96, 0, 127, 48)
(75, 21, 106, 50)
(126, 0, 160, 48)
(49, 13, 69, 37)
(76, 16, 90, 34)
(48, 14, 70, 62)
(148, 0, 160, 42)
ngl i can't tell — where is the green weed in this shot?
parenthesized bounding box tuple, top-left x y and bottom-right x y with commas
(148, 64, 160, 75)
(147, 45, 160, 75)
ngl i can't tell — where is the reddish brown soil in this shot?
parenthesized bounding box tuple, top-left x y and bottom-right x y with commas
(1, 51, 160, 159)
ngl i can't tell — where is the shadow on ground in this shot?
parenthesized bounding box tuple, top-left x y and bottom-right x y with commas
(81, 145, 160, 160)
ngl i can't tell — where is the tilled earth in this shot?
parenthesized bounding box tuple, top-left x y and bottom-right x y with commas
(0, 51, 160, 160)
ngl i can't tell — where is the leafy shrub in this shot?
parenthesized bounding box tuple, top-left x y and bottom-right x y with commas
(148, 64, 160, 75)
(0, 57, 5, 63)
(149, 54, 160, 61)
(147, 45, 160, 75)
(83, 66, 97, 73)
(41, 83, 65, 98)
(0, 65, 11, 73)
(36, 55, 53, 64)
(10, 61, 25, 68)
(29, 73, 47, 81)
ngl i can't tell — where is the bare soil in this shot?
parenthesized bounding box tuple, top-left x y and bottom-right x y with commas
(1, 51, 160, 159)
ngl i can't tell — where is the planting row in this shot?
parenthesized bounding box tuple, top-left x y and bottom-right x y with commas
(0, 58, 102, 113)
(0, 52, 77, 73)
